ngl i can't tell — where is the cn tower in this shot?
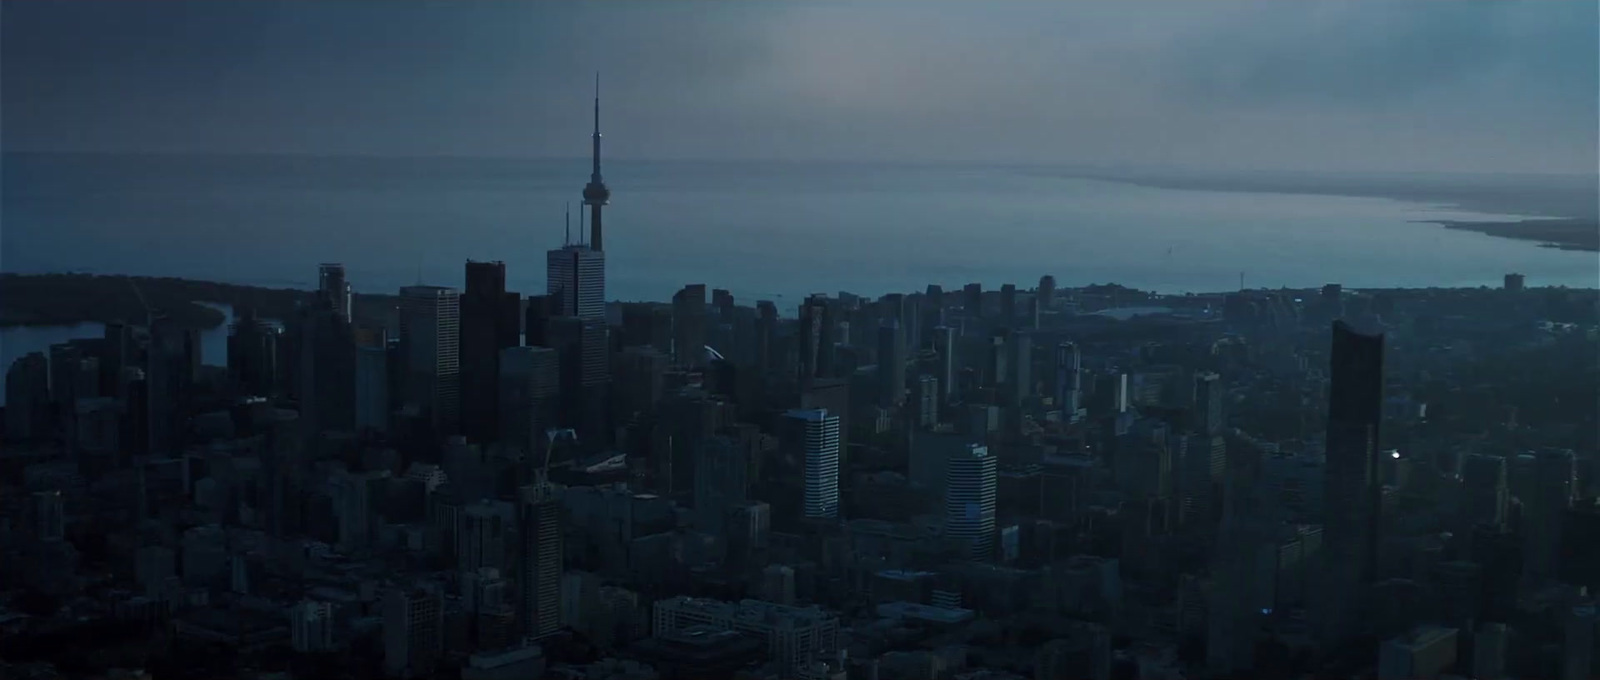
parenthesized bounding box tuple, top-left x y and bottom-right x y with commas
(581, 73, 611, 252)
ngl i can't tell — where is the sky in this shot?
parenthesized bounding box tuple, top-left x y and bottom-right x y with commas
(3, 1, 1596, 174)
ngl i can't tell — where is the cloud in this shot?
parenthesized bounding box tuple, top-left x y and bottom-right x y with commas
(2, 0, 1593, 174)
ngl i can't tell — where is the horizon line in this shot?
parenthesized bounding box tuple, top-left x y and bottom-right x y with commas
(3, 148, 1594, 181)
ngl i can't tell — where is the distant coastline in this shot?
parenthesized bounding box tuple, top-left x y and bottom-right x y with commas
(1414, 218, 1599, 253)
(4, 272, 1596, 332)
(1071, 168, 1600, 253)
(0, 273, 396, 330)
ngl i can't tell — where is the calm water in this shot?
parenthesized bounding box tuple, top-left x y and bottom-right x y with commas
(4, 153, 1595, 306)
(8, 153, 1594, 404)
(0, 304, 238, 406)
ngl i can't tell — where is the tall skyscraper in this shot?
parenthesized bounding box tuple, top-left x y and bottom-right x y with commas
(1192, 371, 1223, 436)
(878, 320, 906, 407)
(546, 245, 605, 321)
(1000, 283, 1017, 325)
(399, 286, 461, 434)
(547, 200, 609, 446)
(355, 329, 389, 434)
(1005, 329, 1031, 406)
(581, 74, 612, 252)
(5, 352, 50, 441)
(318, 263, 352, 322)
(945, 443, 997, 561)
(545, 316, 608, 444)
(785, 409, 841, 520)
(517, 480, 563, 639)
(963, 283, 983, 318)
(145, 319, 199, 456)
(228, 307, 278, 397)
(498, 346, 559, 457)
(1053, 342, 1081, 416)
(1526, 448, 1577, 582)
(1319, 320, 1384, 644)
(672, 284, 708, 368)
(460, 260, 522, 444)
(524, 294, 552, 347)
(914, 374, 939, 427)
(694, 435, 751, 534)
(296, 300, 357, 436)
(798, 294, 833, 385)
(1038, 275, 1056, 309)
(383, 587, 444, 679)
(933, 325, 957, 399)
(1461, 454, 1509, 531)
(755, 300, 778, 374)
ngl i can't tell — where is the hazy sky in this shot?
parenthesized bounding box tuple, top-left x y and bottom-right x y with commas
(4, 1, 1596, 174)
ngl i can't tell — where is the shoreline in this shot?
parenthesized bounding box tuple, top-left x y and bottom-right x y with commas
(0, 273, 398, 330)
(1414, 218, 1599, 253)
(4, 272, 1596, 331)
(1076, 171, 1599, 253)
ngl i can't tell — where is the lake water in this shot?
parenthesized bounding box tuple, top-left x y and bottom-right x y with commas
(0, 304, 238, 406)
(3, 152, 1597, 403)
(4, 153, 1595, 305)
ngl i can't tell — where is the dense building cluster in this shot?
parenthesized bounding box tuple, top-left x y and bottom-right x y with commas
(2, 101, 1598, 680)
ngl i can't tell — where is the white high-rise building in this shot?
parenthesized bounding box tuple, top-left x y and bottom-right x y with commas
(399, 285, 460, 433)
(546, 245, 605, 321)
(786, 409, 841, 520)
(944, 443, 997, 561)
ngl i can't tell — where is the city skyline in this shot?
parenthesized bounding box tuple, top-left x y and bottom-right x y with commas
(0, 4, 1597, 679)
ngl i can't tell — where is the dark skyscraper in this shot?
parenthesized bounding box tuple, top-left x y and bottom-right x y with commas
(399, 285, 461, 435)
(228, 307, 278, 397)
(317, 262, 352, 322)
(755, 300, 778, 374)
(964, 283, 983, 318)
(146, 318, 200, 455)
(1054, 341, 1081, 416)
(581, 75, 611, 252)
(296, 299, 357, 437)
(933, 325, 957, 399)
(798, 294, 833, 385)
(546, 211, 608, 446)
(499, 346, 559, 457)
(1192, 371, 1223, 436)
(1038, 275, 1056, 309)
(524, 294, 551, 348)
(1319, 320, 1384, 644)
(672, 284, 708, 368)
(460, 260, 521, 444)
(1000, 283, 1017, 326)
(878, 319, 906, 407)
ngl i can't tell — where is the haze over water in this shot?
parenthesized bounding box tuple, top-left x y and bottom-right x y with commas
(4, 153, 1595, 304)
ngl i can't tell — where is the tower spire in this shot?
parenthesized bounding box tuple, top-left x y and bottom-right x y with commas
(591, 72, 601, 181)
(582, 71, 611, 252)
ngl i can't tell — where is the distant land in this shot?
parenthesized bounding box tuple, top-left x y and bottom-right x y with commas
(3, 272, 1595, 332)
(1070, 167, 1600, 252)
(0, 273, 396, 329)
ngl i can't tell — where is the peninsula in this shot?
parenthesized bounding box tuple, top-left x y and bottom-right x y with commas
(0, 273, 397, 329)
